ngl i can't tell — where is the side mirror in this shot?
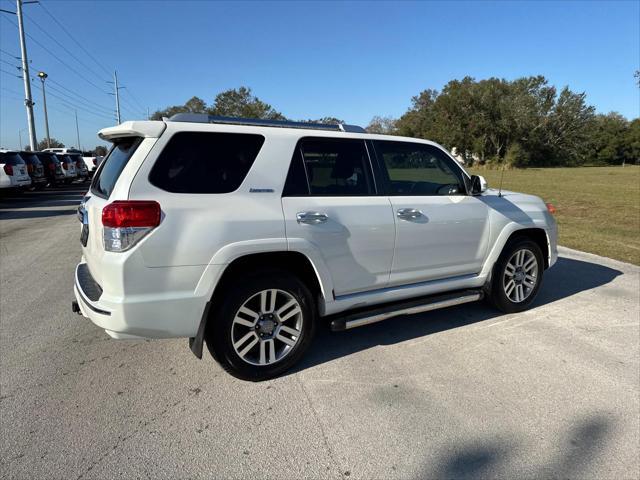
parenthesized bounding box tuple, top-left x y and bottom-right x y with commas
(470, 175, 488, 195)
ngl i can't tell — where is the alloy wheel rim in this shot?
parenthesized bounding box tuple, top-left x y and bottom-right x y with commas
(231, 289, 303, 366)
(503, 248, 538, 303)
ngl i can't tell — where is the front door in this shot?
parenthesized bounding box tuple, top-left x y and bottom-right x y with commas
(282, 137, 395, 296)
(372, 140, 490, 287)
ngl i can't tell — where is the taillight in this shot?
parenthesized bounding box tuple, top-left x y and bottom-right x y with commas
(27, 164, 33, 173)
(3, 164, 13, 176)
(102, 201, 161, 252)
(62, 161, 68, 169)
(93, 158, 97, 166)
(546, 203, 556, 215)
(48, 163, 55, 171)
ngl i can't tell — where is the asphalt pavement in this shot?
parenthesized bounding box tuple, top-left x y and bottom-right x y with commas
(1, 186, 638, 480)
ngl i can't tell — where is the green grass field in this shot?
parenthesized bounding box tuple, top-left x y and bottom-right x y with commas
(468, 166, 640, 265)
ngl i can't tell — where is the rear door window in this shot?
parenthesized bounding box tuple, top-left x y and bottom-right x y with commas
(284, 138, 374, 196)
(91, 137, 142, 199)
(149, 132, 264, 194)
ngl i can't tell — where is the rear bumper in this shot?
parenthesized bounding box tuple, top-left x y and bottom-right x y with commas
(73, 262, 208, 339)
(12, 177, 32, 187)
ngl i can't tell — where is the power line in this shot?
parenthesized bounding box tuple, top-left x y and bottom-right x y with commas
(23, 10, 108, 82)
(46, 81, 115, 116)
(1, 15, 110, 96)
(0, 48, 20, 58)
(38, 0, 112, 77)
(45, 88, 114, 121)
(46, 77, 114, 113)
(123, 86, 146, 112)
(0, 66, 21, 77)
(0, 58, 20, 68)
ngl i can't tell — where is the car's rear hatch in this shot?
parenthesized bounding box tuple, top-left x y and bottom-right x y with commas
(80, 121, 166, 289)
(1, 152, 30, 183)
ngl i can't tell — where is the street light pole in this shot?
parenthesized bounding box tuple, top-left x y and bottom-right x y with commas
(38, 71, 50, 149)
(16, 0, 37, 150)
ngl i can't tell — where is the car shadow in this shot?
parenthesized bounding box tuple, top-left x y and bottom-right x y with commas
(293, 255, 622, 374)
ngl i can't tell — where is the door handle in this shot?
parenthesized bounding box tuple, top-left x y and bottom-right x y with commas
(297, 211, 328, 225)
(397, 208, 424, 220)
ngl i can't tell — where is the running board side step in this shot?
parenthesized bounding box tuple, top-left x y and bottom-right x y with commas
(329, 289, 484, 331)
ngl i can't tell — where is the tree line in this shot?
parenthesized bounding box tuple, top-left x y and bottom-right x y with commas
(150, 78, 639, 168)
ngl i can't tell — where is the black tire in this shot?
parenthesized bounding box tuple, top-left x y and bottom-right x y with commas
(489, 237, 544, 313)
(205, 270, 316, 381)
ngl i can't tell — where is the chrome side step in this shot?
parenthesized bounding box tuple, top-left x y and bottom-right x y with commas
(329, 289, 483, 331)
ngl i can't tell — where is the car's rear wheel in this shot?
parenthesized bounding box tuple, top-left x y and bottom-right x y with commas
(205, 271, 316, 381)
(489, 237, 544, 313)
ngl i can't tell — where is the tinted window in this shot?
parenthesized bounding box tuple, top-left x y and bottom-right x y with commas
(91, 137, 142, 198)
(36, 153, 59, 165)
(282, 148, 310, 196)
(0, 152, 25, 166)
(149, 132, 264, 194)
(297, 138, 373, 196)
(374, 141, 464, 196)
(19, 153, 40, 165)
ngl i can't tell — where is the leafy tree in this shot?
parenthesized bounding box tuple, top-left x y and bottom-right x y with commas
(151, 88, 285, 121)
(627, 119, 640, 165)
(35, 138, 64, 151)
(150, 96, 208, 120)
(209, 87, 285, 119)
(94, 145, 108, 156)
(585, 113, 629, 165)
(394, 76, 608, 167)
(303, 117, 344, 125)
(366, 116, 398, 134)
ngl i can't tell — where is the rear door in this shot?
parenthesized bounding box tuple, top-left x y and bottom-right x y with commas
(281, 137, 395, 296)
(372, 140, 490, 286)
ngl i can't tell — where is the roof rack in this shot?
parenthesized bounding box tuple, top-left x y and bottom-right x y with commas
(168, 113, 366, 133)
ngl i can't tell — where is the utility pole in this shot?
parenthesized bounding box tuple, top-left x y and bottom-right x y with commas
(75, 110, 81, 150)
(107, 70, 122, 124)
(147, 107, 150, 120)
(16, 0, 37, 150)
(37, 71, 50, 149)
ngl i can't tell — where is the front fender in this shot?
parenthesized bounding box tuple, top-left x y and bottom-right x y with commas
(479, 221, 554, 278)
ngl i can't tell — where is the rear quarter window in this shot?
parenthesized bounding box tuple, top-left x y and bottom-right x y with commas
(149, 132, 264, 194)
(91, 137, 143, 199)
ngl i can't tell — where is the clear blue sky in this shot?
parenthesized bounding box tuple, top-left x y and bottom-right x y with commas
(1, 0, 638, 150)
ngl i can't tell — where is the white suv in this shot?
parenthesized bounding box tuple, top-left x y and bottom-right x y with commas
(0, 150, 32, 190)
(73, 115, 558, 380)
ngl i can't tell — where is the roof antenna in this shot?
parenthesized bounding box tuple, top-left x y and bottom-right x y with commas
(497, 157, 506, 198)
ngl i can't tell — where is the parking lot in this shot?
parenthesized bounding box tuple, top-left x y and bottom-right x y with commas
(0, 186, 638, 479)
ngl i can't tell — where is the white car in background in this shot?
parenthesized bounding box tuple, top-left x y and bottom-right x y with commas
(82, 155, 103, 176)
(43, 148, 80, 184)
(0, 150, 32, 190)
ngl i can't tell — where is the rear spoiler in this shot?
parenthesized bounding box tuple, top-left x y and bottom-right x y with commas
(98, 121, 166, 142)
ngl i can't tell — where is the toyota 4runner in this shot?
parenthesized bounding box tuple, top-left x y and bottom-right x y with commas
(73, 114, 557, 380)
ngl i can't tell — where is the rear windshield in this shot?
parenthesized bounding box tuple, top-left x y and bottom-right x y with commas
(20, 153, 40, 165)
(149, 132, 264, 194)
(35, 153, 59, 164)
(0, 152, 25, 165)
(91, 137, 142, 199)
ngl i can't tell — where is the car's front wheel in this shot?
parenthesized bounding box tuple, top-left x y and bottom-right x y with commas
(489, 237, 544, 313)
(206, 271, 316, 381)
